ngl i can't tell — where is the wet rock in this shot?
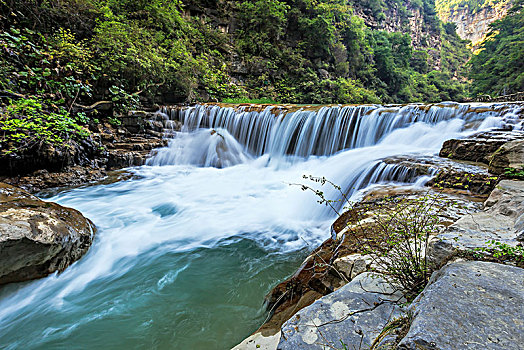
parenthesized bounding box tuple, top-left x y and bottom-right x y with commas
(398, 261, 524, 350)
(429, 180, 524, 268)
(0, 183, 96, 285)
(105, 137, 168, 170)
(440, 130, 524, 169)
(0, 166, 105, 194)
(278, 272, 405, 350)
(261, 238, 344, 336)
(381, 154, 497, 195)
(427, 169, 498, 195)
(0, 135, 103, 176)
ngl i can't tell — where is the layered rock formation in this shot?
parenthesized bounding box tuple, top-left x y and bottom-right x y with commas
(0, 183, 96, 285)
(439, 130, 524, 171)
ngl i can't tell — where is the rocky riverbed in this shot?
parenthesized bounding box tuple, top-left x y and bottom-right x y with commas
(0, 103, 523, 349)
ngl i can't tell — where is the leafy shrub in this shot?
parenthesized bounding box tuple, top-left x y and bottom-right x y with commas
(0, 98, 88, 155)
(0, 27, 95, 104)
(298, 175, 452, 298)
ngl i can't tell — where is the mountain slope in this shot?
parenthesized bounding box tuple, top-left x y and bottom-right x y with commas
(0, 0, 470, 106)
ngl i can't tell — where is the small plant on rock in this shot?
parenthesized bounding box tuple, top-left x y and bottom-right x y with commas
(474, 240, 524, 266)
(297, 175, 453, 299)
(504, 167, 524, 180)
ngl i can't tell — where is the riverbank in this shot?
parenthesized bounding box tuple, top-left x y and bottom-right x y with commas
(0, 111, 176, 193)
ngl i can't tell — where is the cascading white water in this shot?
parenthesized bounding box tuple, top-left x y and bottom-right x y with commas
(0, 102, 522, 350)
(152, 102, 522, 162)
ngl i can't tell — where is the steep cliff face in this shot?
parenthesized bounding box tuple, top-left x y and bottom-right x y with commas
(352, 0, 441, 51)
(437, 0, 512, 46)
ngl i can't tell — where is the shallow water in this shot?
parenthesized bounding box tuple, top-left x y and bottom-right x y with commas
(0, 103, 518, 349)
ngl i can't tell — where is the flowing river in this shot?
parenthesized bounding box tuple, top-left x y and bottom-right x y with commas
(0, 102, 522, 349)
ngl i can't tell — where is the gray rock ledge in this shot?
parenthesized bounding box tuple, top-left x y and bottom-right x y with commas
(278, 272, 405, 350)
(399, 260, 524, 350)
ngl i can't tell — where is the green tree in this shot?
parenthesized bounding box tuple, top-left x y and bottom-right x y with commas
(469, 0, 524, 96)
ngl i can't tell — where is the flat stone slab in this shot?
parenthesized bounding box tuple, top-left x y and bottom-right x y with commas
(429, 180, 524, 267)
(399, 260, 524, 349)
(278, 273, 405, 350)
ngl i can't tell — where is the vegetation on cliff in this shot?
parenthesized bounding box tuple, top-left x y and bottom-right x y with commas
(0, 0, 471, 107)
(468, 0, 524, 96)
(436, 0, 510, 19)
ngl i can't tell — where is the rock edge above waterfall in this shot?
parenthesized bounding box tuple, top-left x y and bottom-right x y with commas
(0, 183, 96, 285)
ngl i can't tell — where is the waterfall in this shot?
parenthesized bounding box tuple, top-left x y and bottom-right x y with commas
(151, 102, 523, 164)
(147, 101, 523, 210)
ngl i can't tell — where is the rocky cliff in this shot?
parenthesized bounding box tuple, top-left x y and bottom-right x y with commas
(437, 0, 512, 46)
(352, 0, 441, 50)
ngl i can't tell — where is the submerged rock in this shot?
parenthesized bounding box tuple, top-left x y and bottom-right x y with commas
(0, 183, 96, 285)
(399, 261, 524, 350)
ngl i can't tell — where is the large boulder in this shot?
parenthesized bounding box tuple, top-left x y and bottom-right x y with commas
(440, 130, 524, 177)
(429, 180, 524, 268)
(278, 272, 405, 350)
(399, 261, 524, 350)
(0, 183, 96, 285)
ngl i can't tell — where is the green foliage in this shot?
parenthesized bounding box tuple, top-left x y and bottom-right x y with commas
(236, 0, 290, 56)
(109, 85, 140, 116)
(504, 167, 524, 179)
(474, 240, 524, 265)
(0, 26, 94, 104)
(469, 0, 524, 97)
(1, 0, 475, 108)
(0, 98, 89, 155)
